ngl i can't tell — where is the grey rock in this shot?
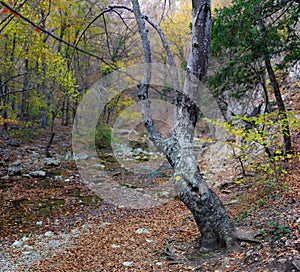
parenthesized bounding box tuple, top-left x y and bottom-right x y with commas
(12, 160, 22, 166)
(0, 161, 7, 167)
(122, 261, 134, 267)
(30, 152, 41, 160)
(23, 245, 33, 251)
(246, 250, 254, 257)
(22, 251, 32, 256)
(71, 229, 80, 236)
(158, 191, 171, 198)
(44, 231, 54, 237)
(278, 258, 287, 264)
(81, 224, 88, 231)
(112, 244, 121, 248)
(29, 171, 46, 177)
(12, 240, 23, 248)
(4, 154, 12, 162)
(3, 134, 9, 140)
(75, 152, 89, 160)
(141, 156, 149, 161)
(25, 159, 33, 165)
(92, 164, 105, 170)
(8, 167, 21, 176)
(22, 236, 30, 242)
(136, 228, 150, 234)
(65, 151, 74, 161)
(44, 158, 60, 167)
(112, 171, 121, 177)
(7, 139, 20, 147)
(55, 154, 64, 160)
(133, 148, 144, 155)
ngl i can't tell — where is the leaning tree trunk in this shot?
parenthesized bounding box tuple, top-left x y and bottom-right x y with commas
(131, 0, 237, 251)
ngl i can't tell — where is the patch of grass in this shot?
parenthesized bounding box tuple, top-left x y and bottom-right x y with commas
(36, 198, 66, 218)
(65, 187, 81, 197)
(268, 221, 291, 240)
(78, 195, 102, 207)
(38, 179, 63, 189)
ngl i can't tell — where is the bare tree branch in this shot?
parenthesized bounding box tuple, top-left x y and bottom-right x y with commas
(0, 0, 29, 33)
(0, 1, 111, 65)
(105, 4, 180, 118)
(131, 0, 168, 153)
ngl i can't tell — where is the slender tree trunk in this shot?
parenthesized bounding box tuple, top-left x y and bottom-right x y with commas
(62, 96, 70, 126)
(257, 9, 292, 154)
(264, 56, 292, 154)
(132, 0, 237, 251)
(20, 58, 29, 120)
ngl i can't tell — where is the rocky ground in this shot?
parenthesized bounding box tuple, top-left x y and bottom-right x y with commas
(0, 113, 299, 271)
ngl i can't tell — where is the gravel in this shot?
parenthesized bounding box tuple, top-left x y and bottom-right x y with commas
(0, 225, 91, 272)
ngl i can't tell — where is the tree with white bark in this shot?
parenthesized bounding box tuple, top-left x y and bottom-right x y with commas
(130, 0, 240, 251)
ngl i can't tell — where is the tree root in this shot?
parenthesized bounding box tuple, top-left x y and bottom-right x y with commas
(233, 227, 262, 244)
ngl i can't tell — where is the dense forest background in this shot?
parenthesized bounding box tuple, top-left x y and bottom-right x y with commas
(0, 0, 298, 153)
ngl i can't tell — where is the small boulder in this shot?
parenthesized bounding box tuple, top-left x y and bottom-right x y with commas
(0, 161, 7, 167)
(12, 240, 23, 248)
(44, 158, 60, 167)
(8, 167, 21, 176)
(29, 171, 46, 178)
(30, 152, 41, 160)
(64, 151, 74, 161)
(44, 231, 54, 237)
(7, 139, 20, 147)
(136, 228, 150, 234)
(12, 160, 23, 166)
(122, 261, 134, 267)
(92, 164, 105, 170)
(75, 152, 89, 160)
(3, 134, 9, 140)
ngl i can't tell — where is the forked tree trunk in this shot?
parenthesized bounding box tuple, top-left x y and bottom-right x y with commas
(132, 0, 237, 251)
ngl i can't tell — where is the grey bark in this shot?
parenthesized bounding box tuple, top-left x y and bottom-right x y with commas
(131, 0, 237, 251)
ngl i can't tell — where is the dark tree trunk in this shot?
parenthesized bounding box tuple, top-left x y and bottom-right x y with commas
(257, 11, 292, 154)
(132, 0, 237, 251)
(20, 58, 29, 120)
(264, 56, 292, 154)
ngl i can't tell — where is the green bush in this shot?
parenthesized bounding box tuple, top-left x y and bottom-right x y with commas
(95, 121, 112, 148)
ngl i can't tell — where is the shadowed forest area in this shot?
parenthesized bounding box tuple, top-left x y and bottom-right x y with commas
(0, 0, 299, 271)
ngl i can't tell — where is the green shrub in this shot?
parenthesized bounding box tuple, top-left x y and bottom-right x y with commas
(95, 121, 112, 148)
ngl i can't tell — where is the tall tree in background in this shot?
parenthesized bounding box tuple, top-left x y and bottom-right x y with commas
(131, 0, 238, 251)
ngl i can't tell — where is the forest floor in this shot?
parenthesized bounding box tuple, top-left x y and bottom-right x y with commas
(0, 97, 300, 271)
